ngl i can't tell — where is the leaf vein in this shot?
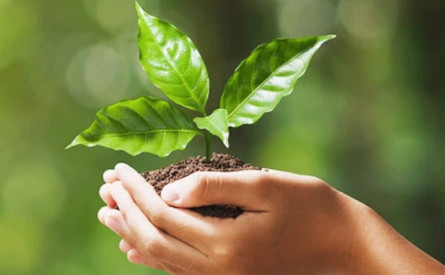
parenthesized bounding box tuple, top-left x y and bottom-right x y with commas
(227, 47, 313, 119)
(142, 18, 205, 113)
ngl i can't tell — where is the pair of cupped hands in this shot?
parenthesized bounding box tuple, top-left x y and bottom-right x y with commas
(98, 163, 445, 275)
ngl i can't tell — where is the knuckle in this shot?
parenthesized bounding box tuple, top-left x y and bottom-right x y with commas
(144, 238, 164, 259)
(147, 205, 166, 227)
(252, 171, 271, 186)
(213, 243, 236, 266)
(301, 175, 334, 197)
(209, 242, 249, 275)
(149, 212, 163, 227)
(194, 172, 206, 187)
(194, 172, 212, 198)
(317, 179, 335, 196)
(311, 175, 326, 185)
(250, 172, 274, 199)
(309, 176, 331, 191)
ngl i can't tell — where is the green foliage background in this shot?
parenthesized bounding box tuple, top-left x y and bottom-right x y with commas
(0, 0, 444, 274)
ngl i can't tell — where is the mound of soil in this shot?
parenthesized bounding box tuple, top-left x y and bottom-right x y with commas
(141, 153, 261, 218)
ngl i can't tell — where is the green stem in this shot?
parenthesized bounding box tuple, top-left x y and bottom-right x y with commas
(205, 132, 211, 163)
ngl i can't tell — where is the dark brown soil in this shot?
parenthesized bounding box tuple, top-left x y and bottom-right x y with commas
(141, 153, 261, 218)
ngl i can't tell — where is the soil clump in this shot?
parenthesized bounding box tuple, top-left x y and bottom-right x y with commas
(141, 153, 260, 218)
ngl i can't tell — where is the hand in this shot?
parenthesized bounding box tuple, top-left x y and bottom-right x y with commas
(98, 166, 219, 274)
(98, 164, 445, 274)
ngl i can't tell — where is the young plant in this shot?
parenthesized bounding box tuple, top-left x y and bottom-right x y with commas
(66, 2, 335, 162)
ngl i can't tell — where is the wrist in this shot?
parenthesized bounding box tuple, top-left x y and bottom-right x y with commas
(324, 192, 375, 274)
(294, 188, 374, 274)
(346, 199, 445, 274)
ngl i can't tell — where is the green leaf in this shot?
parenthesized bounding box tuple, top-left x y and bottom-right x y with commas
(136, 2, 209, 114)
(220, 35, 335, 128)
(193, 109, 229, 148)
(66, 96, 201, 157)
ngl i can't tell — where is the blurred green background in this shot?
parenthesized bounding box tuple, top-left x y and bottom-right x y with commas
(1, 0, 444, 274)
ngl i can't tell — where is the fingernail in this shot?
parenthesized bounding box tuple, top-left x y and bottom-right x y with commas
(105, 216, 121, 234)
(161, 185, 180, 203)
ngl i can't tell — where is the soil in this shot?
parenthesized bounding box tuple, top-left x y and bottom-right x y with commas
(141, 153, 261, 218)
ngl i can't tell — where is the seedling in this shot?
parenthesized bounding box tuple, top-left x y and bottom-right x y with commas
(67, 2, 335, 163)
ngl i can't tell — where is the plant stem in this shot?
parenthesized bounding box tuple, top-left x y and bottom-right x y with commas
(205, 132, 211, 163)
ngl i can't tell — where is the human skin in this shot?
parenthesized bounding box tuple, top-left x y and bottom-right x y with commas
(97, 163, 445, 274)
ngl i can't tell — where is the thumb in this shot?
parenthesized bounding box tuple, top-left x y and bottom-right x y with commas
(160, 170, 273, 210)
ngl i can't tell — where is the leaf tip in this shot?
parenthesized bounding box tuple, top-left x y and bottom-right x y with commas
(223, 139, 230, 148)
(65, 137, 80, 150)
(134, 1, 145, 17)
(134, 1, 141, 11)
(321, 34, 336, 42)
(222, 129, 230, 148)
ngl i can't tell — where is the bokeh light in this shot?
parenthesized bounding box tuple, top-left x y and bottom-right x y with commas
(83, 0, 135, 34)
(338, 0, 399, 43)
(278, 0, 336, 37)
(65, 41, 130, 108)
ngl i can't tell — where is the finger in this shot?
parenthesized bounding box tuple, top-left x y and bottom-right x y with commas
(127, 248, 168, 271)
(120, 239, 133, 253)
(127, 248, 148, 265)
(103, 212, 172, 270)
(109, 182, 209, 274)
(103, 169, 118, 183)
(127, 249, 189, 274)
(160, 170, 276, 210)
(103, 208, 132, 236)
(98, 206, 124, 226)
(98, 206, 112, 224)
(99, 184, 116, 207)
(113, 216, 190, 273)
(114, 163, 214, 250)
